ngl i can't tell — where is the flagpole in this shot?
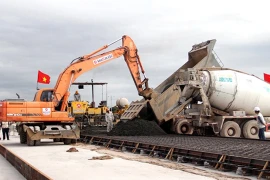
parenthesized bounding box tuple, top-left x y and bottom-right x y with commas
(37, 70, 39, 90)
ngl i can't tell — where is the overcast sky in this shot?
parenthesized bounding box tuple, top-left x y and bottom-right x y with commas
(1, 0, 270, 107)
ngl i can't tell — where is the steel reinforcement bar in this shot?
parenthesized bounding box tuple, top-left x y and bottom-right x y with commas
(80, 134, 270, 179)
(0, 144, 51, 180)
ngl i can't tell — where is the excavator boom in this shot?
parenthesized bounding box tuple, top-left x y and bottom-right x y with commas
(50, 35, 152, 111)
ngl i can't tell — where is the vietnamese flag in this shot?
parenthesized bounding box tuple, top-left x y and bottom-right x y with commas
(264, 73, 270, 83)
(37, 70, 50, 84)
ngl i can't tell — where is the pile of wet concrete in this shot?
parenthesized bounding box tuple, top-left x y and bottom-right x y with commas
(107, 118, 167, 136)
(80, 126, 107, 135)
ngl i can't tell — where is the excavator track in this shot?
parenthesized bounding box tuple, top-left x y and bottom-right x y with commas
(80, 134, 270, 178)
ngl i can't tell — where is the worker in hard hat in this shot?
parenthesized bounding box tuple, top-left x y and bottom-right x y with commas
(74, 90, 81, 101)
(254, 107, 267, 140)
(105, 109, 114, 133)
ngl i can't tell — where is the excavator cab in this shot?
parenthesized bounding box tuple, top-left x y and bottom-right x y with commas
(33, 88, 54, 102)
(33, 88, 64, 111)
(40, 90, 53, 102)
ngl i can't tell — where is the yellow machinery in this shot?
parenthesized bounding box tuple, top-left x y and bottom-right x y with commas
(113, 105, 129, 118)
(88, 106, 107, 115)
(112, 104, 129, 125)
(112, 98, 130, 124)
(68, 101, 89, 121)
(68, 100, 109, 126)
(69, 80, 109, 127)
(68, 83, 130, 127)
(87, 105, 108, 126)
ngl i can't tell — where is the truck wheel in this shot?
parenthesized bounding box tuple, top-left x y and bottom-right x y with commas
(242, 120, 259, 139)
(220, 121, 241, 138)
(35, 140, 41, 146)
(64, 138, 71, 145)
(53, 138, 61, 142)
(27, 134, 35, 146)
(174, 119, 194, 135)
(20, 131, 27, 144)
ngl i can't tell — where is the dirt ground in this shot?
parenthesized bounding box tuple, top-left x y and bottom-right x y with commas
(74, 142, 253, 180)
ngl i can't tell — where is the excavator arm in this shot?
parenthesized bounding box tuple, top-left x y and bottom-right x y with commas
(52, 35, 153, 111)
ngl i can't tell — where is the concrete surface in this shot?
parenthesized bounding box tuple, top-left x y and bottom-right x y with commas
(0, 151, 25, 180)
(0, 136, 217, 180)
(0, 134, 259, 180)
(0, 129, 25, 180)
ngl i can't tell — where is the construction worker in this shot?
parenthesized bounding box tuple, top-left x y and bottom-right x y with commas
(254, 107, 266, 140)
(105, 109, 114, 132)
(10, 122, 17, 136)
(1, 122, 10, 140)
(74, 90, 81, 101)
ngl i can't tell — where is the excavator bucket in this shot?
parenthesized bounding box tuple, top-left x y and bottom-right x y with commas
(121, 39, 223, 124)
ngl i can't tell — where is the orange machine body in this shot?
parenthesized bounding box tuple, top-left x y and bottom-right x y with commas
(0, 100, 72, 122)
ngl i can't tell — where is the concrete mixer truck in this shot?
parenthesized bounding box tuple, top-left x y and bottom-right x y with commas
(116, 98, 129, 108)
(113, 98, 129, 122)
(170, 67, 270, 139)
(120, 39, 270, 139)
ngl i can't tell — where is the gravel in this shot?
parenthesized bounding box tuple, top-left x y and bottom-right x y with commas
(81, 126, 107, 135)
(107, 118, 167, 136)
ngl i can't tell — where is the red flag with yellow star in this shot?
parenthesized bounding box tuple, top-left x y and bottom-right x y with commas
(264, 73, 270, 83)
(37, 70, 50, 84)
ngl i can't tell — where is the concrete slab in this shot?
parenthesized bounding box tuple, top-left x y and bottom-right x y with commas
(0, 135, 256, 180)
(0, 151, 25, 180)
(0, 136, 217, 180)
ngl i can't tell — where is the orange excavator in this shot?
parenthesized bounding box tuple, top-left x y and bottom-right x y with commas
(0, 35, 155, 146)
